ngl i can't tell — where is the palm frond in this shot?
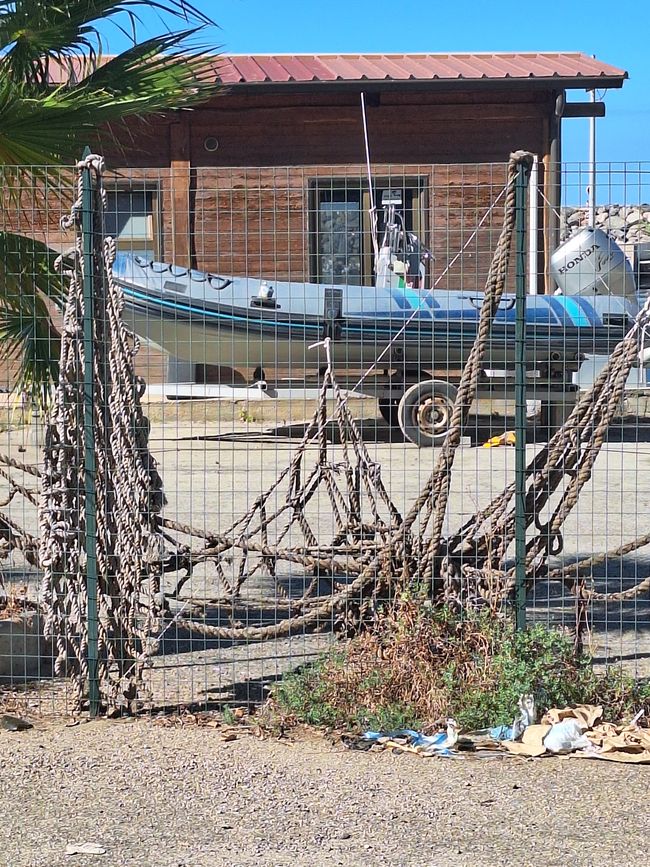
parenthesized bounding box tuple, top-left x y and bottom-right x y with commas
(81, 30, 220, 108)
(0, 231, 64, 407)
(0, 1, 215, 87)
(0, 0, 220, 405)
(0, 35, 217, 167)
(0, 303, 60, 410)
(0, 231, 65, 304)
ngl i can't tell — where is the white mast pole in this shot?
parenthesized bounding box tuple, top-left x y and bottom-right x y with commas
(528, 154, 539, 294)
(588, 87, 597, 226)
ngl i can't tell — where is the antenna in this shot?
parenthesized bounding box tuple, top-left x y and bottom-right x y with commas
(360, 92, 379, 260)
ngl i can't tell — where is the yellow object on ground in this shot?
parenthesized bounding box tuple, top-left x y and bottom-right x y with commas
(483, 431, 516, 448)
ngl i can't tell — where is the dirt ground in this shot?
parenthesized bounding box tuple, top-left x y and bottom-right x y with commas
(0, 717, 648, 867)
(1, 400, 650, 866)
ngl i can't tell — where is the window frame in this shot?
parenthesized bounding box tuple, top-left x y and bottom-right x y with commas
(309, 175, 428, 285)
(103, 183, 162, 260)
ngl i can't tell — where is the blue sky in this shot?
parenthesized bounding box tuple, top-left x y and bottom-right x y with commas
(108, 0, 648, 167)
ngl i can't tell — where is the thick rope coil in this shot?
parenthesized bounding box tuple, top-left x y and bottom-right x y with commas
(39, 154, 165, 713)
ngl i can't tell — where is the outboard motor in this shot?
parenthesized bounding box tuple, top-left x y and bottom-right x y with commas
(552, 228, 646, 387)
(551, 226, 637, 301)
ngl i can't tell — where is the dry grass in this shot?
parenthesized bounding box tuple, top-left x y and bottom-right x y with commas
(270, 596, 650, 733)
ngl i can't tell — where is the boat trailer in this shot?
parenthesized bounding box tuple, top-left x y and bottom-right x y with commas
(150, 359, 579, 447)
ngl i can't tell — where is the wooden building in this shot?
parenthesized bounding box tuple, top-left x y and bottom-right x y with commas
(97, 52, 626, 297)
(0, 52, 628, 389)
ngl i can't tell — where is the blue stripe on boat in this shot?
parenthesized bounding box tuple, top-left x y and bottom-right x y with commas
(571, 297, 597, 326)
(398, 288, 432, 317)
(549, 295, 591, 327)
(123, 288, 314, 331)
(122, 287, 434, 336)
(388, 290, 410, 310)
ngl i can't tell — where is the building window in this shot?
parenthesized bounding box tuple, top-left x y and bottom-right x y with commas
(104, 189, 158, 259)
(315, 190, 363, 284)
(310, 178, 426, 285)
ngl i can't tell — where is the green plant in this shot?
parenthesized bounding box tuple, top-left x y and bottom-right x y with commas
(221, 706, 236, 725)
(447, 623, 592, 730)
(274, 658, 345, 728)
(0, 1, 220, 406)
(269, 600, 650, 734)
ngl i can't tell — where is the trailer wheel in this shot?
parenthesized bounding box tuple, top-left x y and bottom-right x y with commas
(397, 380, 458, 447)
(377, 397, 400, 428)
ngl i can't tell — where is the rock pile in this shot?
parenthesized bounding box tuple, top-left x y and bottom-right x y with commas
(561, 205, 650, 247)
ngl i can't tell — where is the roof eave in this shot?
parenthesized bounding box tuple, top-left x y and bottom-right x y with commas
(217, 74, 627, 94)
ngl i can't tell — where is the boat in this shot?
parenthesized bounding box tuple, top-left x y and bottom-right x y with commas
(112, 222, 639, 376)
(113, 197, 645, 448)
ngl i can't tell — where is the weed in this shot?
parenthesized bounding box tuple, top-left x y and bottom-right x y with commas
(238, 406, 256, 423)
(222, 706, 236, 725)
(269, 599, 649, 733)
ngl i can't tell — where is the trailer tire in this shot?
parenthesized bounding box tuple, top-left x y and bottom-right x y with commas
(377, 397, 400, 428)
(397, 380, 457, 447)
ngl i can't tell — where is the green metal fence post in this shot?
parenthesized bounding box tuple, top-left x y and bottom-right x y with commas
(81, 148, 100, 716)
(514, 161, 530, 632)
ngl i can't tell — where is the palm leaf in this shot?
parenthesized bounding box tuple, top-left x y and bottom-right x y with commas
(0, 231, 64, 407)
(0, 33, 217, 167)
(0, 303, 60, 410)
(0, 0, 214, 87)
(0, 0, 220, 405)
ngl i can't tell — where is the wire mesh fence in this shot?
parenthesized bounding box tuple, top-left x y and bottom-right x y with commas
(0, 157, 649, 718)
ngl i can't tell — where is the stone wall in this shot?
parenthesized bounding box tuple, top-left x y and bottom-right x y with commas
(561, 205, 650, 247)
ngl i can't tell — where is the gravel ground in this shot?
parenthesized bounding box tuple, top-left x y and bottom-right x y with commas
(0, 718, 648, 867)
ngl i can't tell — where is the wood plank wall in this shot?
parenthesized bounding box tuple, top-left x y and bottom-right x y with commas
(0, 89, 554, 389)
(189, 162, 514, 295)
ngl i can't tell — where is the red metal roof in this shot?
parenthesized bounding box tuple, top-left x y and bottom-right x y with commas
(212, 52, 627, 87)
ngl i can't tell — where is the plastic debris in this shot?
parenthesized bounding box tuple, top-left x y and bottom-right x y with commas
(65, 843, 106, 856)
(360, 719, 461, 757)
(505, 704, 650, 763)
(511, 694, 537, 740)
(488, 724, 514, 741)
(543, 718, 593, 754)
(347, 704, 650, 765)
(474, 694, 537, 742)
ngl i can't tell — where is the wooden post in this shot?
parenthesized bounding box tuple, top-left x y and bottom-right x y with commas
(169, 117, 192, 267)
(543, 97, 562, 294)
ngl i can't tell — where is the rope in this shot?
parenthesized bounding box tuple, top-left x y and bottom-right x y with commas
(0, 512, 38, 565)
(39, 153, 166, 713)
(0, 466, 38, 506)
(0, 453, 42, 477)
(404, 152, 534, 565)
(1, 146, 646, 675)
(451, 298, 650, 581)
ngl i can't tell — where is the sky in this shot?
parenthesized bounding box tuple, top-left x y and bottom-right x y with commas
(103, 0, 649, 170)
